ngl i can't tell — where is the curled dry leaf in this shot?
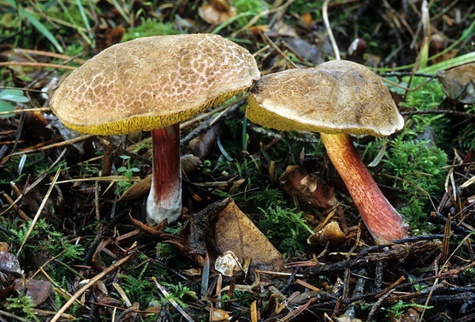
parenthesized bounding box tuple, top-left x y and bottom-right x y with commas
(345, 38, 367, 64)
(437, 63, 475, 104)
(213, 199, 286, 273)
(0, 249, 23, 277)
(308, 221, 348, 248)
(210, 308, 231, 321)
(199, 0, 236, 25)
(279, 165, 337, 210)
(13, 279, 52, 306)
(215, 250, 243, 277)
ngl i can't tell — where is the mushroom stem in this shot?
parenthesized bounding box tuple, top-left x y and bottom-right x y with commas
(146, 124, 182, 224)
(320, 132, 408, 244)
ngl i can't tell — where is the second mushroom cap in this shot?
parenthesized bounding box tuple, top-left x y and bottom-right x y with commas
(247, 60, 404, 137)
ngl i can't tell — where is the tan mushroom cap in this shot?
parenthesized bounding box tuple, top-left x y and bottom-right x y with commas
(51, 34, 260, 135)
(247, 60, 404, 137)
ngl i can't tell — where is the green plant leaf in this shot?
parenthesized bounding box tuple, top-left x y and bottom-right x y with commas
(19, 8, 64, 53)
(0, 89, 29, 103)
(0, 100, 15, 118)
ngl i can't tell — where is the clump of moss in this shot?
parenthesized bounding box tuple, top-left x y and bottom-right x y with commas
(360, 77, 450, 233)
(373, 77, 449, 233)
(257, 204, 313, 256)
(400, 78, 451, 148)
(384, 137, 448, 232)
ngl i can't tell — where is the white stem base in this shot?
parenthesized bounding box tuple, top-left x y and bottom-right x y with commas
(146, 125, 182, 224)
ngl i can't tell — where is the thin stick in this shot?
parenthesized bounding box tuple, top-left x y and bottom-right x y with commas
(0, 61, 77, 70)
(323, 0, 341, 60)
(152, 277, 195, 322)
(17, 167, 61, 255)
(9, 135, 93, 156)
(261, 33, 299, 69)
(0, 149, 66, 217)
(0, 107, 51, 116)
(49, 253, 134, 322)
(13, 48, 86, 64)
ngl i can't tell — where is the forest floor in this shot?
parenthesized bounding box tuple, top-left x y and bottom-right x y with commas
(1, 0, 475, 321)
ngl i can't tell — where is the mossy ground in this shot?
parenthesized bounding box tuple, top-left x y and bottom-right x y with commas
(1, 1, 475, 321)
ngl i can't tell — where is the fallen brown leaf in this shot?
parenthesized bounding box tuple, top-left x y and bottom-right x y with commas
(119, 175, 152, 202)
(213, 199, 286, 273)
(185, 198, 232, 255)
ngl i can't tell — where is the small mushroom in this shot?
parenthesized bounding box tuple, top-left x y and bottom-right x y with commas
(51, 34, 260, 224)
(246, 60, 407, 244)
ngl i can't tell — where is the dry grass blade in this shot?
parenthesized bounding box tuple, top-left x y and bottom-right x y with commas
(0, 107, 51, 116)
(280, 298, 316, 322)
(50, 252, 134, 322)
(17, 167, 61, 255)
(9, 135, 93, 156)
(13, 48, 86, 64)
(152, 277, 195, 322)
(0, 61, 77, 70)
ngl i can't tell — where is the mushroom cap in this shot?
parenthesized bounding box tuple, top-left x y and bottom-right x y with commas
(247, 60, 404, 137)
(51, 34, 260, 135)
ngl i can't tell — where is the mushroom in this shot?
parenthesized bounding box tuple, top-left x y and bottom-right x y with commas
(246, 60, 407, 244)
(51, 34, 260, 224)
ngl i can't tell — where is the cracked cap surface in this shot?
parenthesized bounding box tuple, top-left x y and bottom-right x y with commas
(247, 60, 404, 137)
(51, 34, 260, 135)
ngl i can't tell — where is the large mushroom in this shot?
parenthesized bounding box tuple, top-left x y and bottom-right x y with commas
(246, 60, 407, 244)
(51, 34, 260, 224)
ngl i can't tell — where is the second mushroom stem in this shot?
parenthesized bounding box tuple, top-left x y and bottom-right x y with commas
(320, 132, 408, 244)
(147, 124, 182, 224)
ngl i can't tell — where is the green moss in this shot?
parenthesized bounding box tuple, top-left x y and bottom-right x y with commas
(379, 78, 448, 231)
(400, 78, 452, 148)
(362, 77, 451, 233)
(257, 204, 313, 256)
(288, 0, 324, 15)
(122, 19, 178, 41)
(234, 0, 268, 13)
(384, 137, 448, 231)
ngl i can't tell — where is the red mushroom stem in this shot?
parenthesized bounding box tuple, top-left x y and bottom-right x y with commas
(320, 132, 408, 244)
(146, 123, 182, 223)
